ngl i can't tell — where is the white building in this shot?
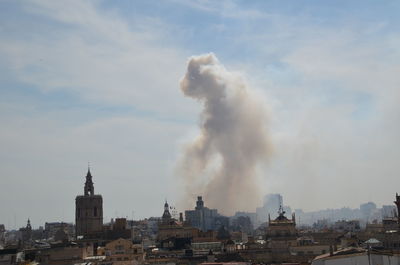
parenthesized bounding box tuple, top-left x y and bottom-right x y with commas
(312, 247, 400, 265)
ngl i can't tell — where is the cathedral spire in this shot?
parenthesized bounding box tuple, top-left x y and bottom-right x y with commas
(162, 200, 172, 221)
(26, 219, 32, 231)
(84, 166, 94, 196)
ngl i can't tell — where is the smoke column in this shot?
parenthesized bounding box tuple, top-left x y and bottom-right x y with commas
(178, 53, 272, 215)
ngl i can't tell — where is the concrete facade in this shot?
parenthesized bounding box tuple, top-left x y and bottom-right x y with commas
(100, 238, 144, 264)
(185, 196, 225, 232)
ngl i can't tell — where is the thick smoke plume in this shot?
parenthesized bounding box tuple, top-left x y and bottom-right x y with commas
(178, 54, 272, 215)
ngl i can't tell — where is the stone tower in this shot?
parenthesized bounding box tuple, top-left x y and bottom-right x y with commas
(75, 168, 103, 237)
(20, 219, 32, 245)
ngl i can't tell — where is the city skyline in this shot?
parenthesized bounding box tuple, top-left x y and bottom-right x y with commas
(1, 0, 400, 228)
(1, 167, 397, 230)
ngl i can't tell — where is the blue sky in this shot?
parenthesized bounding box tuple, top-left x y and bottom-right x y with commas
(1, 0, 400, 228)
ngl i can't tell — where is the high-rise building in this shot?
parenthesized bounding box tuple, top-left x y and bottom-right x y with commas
(256, 193, 283, 224)
(185, 196, 228, 232)
(75, 168, 103, 237)
(360, 202, 377, 221)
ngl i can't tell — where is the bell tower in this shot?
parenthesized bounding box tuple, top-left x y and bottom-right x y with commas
(84, 168, 94, 196)
(75, 167, 103, 237)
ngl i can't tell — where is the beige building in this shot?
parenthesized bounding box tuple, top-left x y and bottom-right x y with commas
(289, 237, 331, 256)
(157, 201, 220, 251)
(99, 238, 143, 265)
(157, 201, 196, 243)
(157, 222, 196, 243)
(266, 207, 298, 249)
(35, 243, 83, 265)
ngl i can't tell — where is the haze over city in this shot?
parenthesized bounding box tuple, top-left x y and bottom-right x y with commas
(1, 0, 400, 229)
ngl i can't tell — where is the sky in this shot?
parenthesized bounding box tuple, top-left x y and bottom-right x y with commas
(0, 0, 399, 229)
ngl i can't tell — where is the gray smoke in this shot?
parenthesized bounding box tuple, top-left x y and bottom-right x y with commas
(178, 54, 272, 215)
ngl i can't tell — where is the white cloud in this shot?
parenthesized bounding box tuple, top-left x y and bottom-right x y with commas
(248, 24, 400, 211)
(170, 0, 268, 19)
(213, 12, 400, 211)
(0, 0, 199, 227)
(0, 0, 197, 120)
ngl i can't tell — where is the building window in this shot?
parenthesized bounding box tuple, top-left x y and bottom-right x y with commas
(116, 245, 124, 250)
(94, 207, 97, 217)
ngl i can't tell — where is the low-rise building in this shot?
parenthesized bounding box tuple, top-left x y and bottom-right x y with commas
(101, 238, 144, 265)
(35, 242, 83, 265)
(332, 220, 361, 233)
(44, 222, 74, 240)
(289, 237, 330, 256)
(312, 247, 400, 265)
(0, 248, 18, 265)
